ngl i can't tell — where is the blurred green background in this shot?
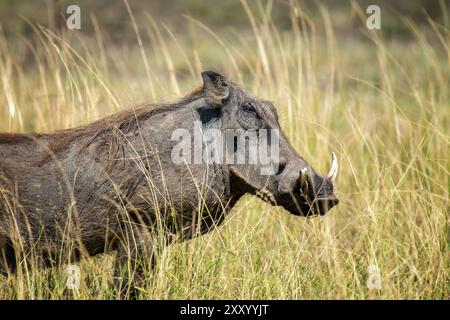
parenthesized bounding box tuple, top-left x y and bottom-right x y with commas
(0, 0, 447, 39)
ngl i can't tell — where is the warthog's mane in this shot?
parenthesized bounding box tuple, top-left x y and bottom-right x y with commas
(0, 86, 204, 161)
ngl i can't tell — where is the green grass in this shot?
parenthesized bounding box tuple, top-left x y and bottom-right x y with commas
(0, 2, 448, 299)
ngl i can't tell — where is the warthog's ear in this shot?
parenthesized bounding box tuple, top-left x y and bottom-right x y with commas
(201, 70, 230, 105)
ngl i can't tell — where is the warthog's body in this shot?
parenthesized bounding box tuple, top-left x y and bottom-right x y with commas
(0, 71, 338, 294)
(0, 92, 234, 256)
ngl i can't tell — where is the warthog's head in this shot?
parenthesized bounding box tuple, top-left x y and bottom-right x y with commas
(201, 70, 339, 216)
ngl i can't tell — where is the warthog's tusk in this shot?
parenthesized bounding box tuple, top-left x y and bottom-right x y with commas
(327, 152, 338, 183)
(298, 167, 309, 192)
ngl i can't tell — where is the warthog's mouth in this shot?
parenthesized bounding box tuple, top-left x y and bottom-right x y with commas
(275, 192, 339, 217)
(308, 195, 339, 216)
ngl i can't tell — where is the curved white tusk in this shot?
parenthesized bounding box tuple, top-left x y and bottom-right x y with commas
(327, 152, 338, 183)
(298, 167, 309, 191)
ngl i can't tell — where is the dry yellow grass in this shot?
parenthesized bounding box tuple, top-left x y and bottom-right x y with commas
(0, 2, 448, 299)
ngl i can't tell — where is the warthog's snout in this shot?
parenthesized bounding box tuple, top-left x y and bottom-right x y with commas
(275, 153, 339, 216)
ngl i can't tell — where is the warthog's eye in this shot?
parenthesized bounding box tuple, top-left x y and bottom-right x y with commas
(239, 100, 262, 129)
(242, 101, 257, 113)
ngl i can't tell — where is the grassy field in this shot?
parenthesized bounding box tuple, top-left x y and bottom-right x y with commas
(0, 1, 448, 299)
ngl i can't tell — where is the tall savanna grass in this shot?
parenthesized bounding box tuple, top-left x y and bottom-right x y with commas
(0, 1, 448, 299)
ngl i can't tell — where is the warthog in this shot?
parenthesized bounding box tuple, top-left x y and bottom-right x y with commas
(0, 71, 338, 294)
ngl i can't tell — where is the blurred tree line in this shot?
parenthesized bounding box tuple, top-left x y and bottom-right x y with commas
(0, 0, 447, 39)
